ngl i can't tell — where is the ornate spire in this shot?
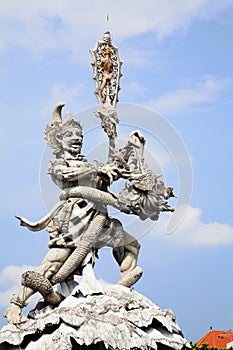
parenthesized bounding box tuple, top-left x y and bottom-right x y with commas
(90, 32, 122, 161)
(90, 31, 122, 108)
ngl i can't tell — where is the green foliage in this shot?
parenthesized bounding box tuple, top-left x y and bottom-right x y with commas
(124, 299, 135, 310)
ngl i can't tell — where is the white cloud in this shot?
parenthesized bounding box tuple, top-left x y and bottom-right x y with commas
(196, 0, 233, 21)
(122, 81, 148, 96)
(148, 76, 231, 116)
(121, 81, 149, 102)
(38, 82, 94, 124)
(47, 83, 85, 110)
(0, 265, 36, 308)
(121, 48, 159, 67)
(156, 205, 233, 246)
(0, 0, 232, 58)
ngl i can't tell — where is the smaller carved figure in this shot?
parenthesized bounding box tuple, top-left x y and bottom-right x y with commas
(91, 31, 122, 107)
(99, 45, 114, 103)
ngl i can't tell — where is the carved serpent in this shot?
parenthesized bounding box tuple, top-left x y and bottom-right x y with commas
(56, 186, 144, 288)
(50, 212, 107, 285)
(19, 213, 107, 301)
(60, 186, 120, 208)
(22, 271, 62, 305)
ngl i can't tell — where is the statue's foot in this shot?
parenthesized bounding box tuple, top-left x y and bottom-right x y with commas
(3, 304, 27, 325)
(46, 290, 62, 305)
(118, 266, 143, 288)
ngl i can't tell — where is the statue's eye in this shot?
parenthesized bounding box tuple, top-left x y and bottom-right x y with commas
(63, 131, 72, 137)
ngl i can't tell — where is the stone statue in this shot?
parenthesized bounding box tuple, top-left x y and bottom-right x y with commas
(3, 32, 175, 326)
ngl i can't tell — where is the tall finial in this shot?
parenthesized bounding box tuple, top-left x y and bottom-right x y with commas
(90, 32, 123, 158)
(90, 32, 122, 108)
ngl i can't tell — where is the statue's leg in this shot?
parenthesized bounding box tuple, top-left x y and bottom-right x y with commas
(100, 76, 107, 102)
(3, 247, 72, 324)
(111, 219, 143, 287)
(51, 213, 106, 285)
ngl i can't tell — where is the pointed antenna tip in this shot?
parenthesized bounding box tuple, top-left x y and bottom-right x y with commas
(106, 13, 110, 32)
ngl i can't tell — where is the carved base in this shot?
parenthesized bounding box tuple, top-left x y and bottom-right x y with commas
(0, 270, 190, 350)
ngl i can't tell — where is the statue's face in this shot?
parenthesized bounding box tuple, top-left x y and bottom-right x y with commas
(61, 127, 83, 155)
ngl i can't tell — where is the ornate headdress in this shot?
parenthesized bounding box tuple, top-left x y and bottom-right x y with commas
(45, 102, 83, 155)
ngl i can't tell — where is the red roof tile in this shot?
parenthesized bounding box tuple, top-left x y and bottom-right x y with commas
(196, 330, 233, 349)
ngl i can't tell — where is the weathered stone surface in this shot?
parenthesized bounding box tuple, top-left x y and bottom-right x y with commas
(0, 266, 190, 350)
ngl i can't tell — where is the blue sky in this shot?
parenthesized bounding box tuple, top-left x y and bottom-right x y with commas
(1, 0, 233, 342)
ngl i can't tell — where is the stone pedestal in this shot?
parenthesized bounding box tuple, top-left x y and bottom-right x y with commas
(0, 265, 190, 350)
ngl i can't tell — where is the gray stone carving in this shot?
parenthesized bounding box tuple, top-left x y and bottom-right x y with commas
(3, 104, 145, 325)
(0, 31, 188, 350)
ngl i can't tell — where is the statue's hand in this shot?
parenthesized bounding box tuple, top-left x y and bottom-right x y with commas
(119, 169, 147, 181)
(99, 164, 121, 184)
(62, 168, 80, 180)
(15, 215, 28, 227)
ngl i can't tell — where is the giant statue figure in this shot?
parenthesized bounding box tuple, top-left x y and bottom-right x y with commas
(3, 32, 175, 325)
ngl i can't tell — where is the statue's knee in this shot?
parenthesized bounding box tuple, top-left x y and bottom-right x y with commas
(35, 262, 59, 280)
